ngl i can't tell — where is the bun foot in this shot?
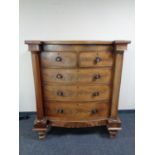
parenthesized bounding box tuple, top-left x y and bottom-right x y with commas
(108, 130, 118, 138)
(38, 131, 46, 140)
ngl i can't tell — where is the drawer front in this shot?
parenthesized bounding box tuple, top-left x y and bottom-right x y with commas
(79, 51, 114, 67)
(41, 52, 77, 68)
(42, 68, 112, 84)
(78, 85, 111, 101)
(44, 101, 109, 121)
(43, 85, 111, 101)
(44, 85, 77, 101)
(78, 68, 112, 84)
(42, 69, 77, 83)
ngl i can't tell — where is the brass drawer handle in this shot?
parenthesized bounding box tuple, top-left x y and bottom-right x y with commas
(55, 56, 62, 62)
(56, 74, 63, 79)
(92, 92, 100, 96)
(57, 91, 64, 96)
(94, 74, 101, 80)
(57, 109, 64, 114)
(94, 57, 102, 63)
(91, 109, 98, 114)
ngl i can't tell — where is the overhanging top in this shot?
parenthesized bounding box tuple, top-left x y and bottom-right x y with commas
(25, 40, 131, 45)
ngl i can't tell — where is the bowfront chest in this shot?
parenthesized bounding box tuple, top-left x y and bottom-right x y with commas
(25, 40, 130, 139)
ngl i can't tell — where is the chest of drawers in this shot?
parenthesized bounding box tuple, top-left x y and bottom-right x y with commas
(25, 40, 130, 139)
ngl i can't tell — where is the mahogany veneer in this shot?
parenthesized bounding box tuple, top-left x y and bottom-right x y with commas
(25, 40, 130, 139)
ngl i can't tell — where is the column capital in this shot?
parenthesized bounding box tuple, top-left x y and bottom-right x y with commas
(25, 40, 43, 53)
(113, 40, 131, 53)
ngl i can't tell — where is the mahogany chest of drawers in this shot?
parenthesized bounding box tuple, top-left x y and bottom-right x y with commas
(25, 40, 130, 139)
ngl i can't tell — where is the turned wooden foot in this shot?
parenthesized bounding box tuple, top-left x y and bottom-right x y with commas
(33, 118, 48, 140)
(107, 117, 122, 138)
(38, 131, 46, 140)
(108, 129, 119, 138)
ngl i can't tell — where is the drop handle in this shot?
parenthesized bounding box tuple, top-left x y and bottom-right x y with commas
(56, 74, 63, 79)
(92, 92, 100, 96)
(57, 91, 64, 96)
(94, 57, 102, 63)
(94, 74, 101, 80)
(57, 109, 64, 114)
(55, 56, 62, 62)
(91, 109, 98, 114)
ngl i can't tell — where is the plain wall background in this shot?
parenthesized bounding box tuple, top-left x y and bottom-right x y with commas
(19, 0, 135, 111)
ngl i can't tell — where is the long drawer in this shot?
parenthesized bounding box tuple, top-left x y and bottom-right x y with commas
(42, 68, 112, 84)
(43, 85, 111, 102)
(44, 101, 110, 121)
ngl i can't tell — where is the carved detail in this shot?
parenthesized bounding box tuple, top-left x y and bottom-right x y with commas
(34, 118, 47, 125)
(114, 41, 131, 52)
(33, 118, 48, 131)
(115, 44, 127, 52)
(48, 119, 107, 128)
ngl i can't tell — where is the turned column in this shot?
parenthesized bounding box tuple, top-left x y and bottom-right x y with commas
(107, 41, 131, 138)
(25, 41, 48, 139)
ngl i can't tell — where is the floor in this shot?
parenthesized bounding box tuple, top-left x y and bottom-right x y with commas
(19, 112, 135, 155)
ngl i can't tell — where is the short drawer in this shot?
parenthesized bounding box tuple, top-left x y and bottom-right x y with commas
(44, 101, 110, 121)
(42, 68, 112, 84)
(43, 85, 111, 101)
(41, 51, 77, 68)
(79, 51, 114, 67)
